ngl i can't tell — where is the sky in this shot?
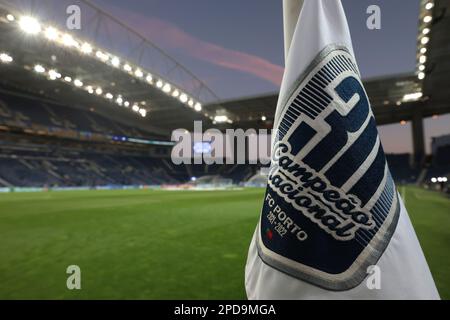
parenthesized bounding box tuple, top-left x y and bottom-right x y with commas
(88, 0, 449, 153)
(92, 0, 421, 98)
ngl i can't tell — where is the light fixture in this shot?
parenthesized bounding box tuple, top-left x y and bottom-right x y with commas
(431, 177, 437, 183)
(420, 47, 427, 54)
(194, 103, 202, 111)
(96, 51, 109, 62)
(156, 80, 163, 88)
(172, 90, 180, 98)
(134, 69, 143, 78)
(81, 42, 92, 54)
(261, 115, 267, 121)
(0, 53, 13, 63)
(421, 37, 429, 45)
(62, 34, 77, 47)
(419, 55, 427, 64)
(402, 92, 423, 102)
(116, 96, 123, 105)
(34, 64, 45, 73)
(419, 64, 425, 71)
(48, 69, 61, 80)
(44, 26, 58, 40)
(425, 2, 434, 10)
(188, 99, 194, 107)
(64, 76, 72, 82)
(422, 28, 430, 35)
(74, 79, 83, 87)
(423, 15, 432, 23)
(124, 101, 130, 107)
(86, 86, 94, 94)
(163, 83, 171, 93)
(214, 115, 229, 123)
(180, 93, 188, 103)
(139, 109, 147, 117)
(111, 57, 120, 67)
(146, 74, 153, 83)
(95, 88, 103, 95)
(418, 72, 425, 80)
(123, 64, 132, 72)
(105, 93, 113, 99)
(19, 16, 41, 35)
(6, 14, 15, 22)
(132, 104, 140, 112)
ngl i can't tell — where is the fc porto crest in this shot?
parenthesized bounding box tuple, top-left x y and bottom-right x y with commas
(256, 45, 400, 291)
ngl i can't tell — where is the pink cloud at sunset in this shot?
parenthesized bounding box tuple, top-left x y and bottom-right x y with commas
(106, 7, 284, 86)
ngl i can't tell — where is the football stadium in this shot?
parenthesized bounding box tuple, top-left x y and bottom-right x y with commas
(0, 0, 449, 302)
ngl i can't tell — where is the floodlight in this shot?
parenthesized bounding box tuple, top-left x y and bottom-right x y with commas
(123, 64, 132, 72)
(19, 16, 41, 34)
(81, 42, 92, 54)
(0, 53, 13, 63)
(44, 27, 58, 40)
(162, 83, 171, 93)
(180, 93, 188, 103)
(34, 64, 45, 73)
(134, 69, 143, 78)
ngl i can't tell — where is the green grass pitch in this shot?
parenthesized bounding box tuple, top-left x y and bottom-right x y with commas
(0, 186, 448, 299)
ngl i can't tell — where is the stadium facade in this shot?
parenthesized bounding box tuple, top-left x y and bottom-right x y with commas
(0, 0, 448, 192)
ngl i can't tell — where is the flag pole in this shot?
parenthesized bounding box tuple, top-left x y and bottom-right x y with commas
(283, 0, 304, 63)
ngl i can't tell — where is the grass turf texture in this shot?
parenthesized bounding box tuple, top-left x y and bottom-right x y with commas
(0, 186, 448, 299)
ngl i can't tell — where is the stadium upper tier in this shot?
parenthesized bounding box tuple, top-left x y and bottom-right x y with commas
(0, 89, 162, 140)
(1, 0, 449, 136)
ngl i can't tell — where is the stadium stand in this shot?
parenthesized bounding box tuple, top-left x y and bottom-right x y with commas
(0, 144, 180, 187)
(385, 154, 420, 184)
(0, 91, 152, 139)
(425, 144, 450, 188)
(0, 87, 448, 190)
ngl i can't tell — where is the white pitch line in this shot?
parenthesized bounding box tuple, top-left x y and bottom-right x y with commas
(401, 185, 406, 205)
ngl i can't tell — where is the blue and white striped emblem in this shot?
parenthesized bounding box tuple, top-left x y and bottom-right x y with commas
(257, 46, 400, 291)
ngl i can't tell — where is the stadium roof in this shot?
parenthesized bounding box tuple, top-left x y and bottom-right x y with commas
(0, 0, 222, 135)
(205, 0, 450, 130)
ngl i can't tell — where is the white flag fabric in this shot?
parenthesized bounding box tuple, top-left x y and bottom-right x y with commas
(245, 0, 440, 299)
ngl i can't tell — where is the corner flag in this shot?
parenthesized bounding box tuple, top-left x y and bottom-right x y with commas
(245, 0, 440, 299)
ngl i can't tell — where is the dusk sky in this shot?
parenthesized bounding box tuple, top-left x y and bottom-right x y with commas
(92, 0, 422, 98)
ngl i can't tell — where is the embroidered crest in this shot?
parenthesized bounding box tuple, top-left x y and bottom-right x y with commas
(257, 46, 400, 291)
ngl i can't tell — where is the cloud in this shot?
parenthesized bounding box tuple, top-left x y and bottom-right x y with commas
(105, 6, 284, 86)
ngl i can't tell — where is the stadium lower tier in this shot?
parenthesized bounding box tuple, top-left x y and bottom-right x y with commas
(0, 138, 262, 188)
(0, 129, 448, 189)
(0, 144, 444, 189)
